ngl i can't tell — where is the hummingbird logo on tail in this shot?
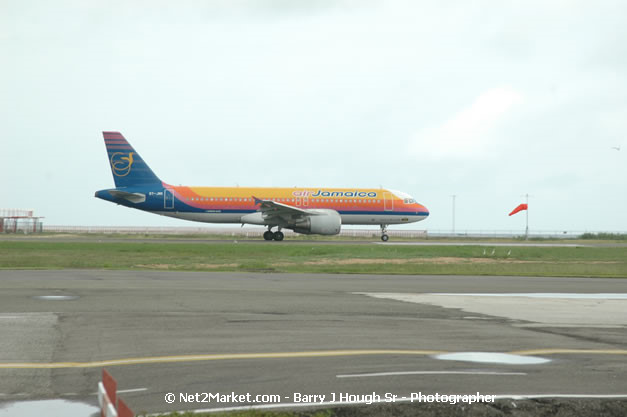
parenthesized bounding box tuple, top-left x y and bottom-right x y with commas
(110, 152, 135, 177)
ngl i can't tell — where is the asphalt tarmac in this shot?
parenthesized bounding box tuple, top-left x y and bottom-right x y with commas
(0, 270, 626, 415)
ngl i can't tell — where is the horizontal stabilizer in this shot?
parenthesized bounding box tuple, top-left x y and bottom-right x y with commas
(109, 190, 146, 204)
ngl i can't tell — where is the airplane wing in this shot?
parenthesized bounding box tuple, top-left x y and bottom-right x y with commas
(253, 196, 313, 222)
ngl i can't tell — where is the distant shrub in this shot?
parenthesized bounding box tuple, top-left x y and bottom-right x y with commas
(580, 232, 627, 240)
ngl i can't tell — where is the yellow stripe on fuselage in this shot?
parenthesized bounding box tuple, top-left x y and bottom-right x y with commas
(175, 187, 386, 200)
(167, 186, 428, 222)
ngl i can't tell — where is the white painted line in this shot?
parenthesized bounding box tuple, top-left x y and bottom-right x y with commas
(34, 295, 78, 301)
(0, 313, 57, 319)
(117, 387, 148, 394)
(337, 370, 527, 378)
(91, 387, 147, 395)
(494, 394, 627, 400)
(374, 242, 588, 248)
(435, 352, 551, 365)
(430, 293, 627, 299)
(154, 394, 627, 415)
(515, 323, 625, 329)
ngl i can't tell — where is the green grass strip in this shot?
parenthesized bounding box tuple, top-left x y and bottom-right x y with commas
(0, 241, 625, 277)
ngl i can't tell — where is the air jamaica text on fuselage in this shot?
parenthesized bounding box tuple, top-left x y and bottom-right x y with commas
(293, 190, 378, 198)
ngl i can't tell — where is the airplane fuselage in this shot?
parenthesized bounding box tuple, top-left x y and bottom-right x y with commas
(96, 184, 429, 226)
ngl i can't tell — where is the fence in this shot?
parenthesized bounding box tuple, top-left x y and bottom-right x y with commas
(40, 225, 625, 239)
(42, 225, 427, 238)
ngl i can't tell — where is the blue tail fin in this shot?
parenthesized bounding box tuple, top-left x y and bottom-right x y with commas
(103, 131, 162, 187)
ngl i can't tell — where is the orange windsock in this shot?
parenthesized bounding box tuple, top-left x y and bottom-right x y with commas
(509, 203, 528, 216)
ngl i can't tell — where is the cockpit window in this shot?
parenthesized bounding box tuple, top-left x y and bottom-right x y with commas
(404, 198, 416, 204)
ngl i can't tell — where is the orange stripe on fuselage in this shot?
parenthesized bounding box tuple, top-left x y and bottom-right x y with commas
(168, 186, 423, 213)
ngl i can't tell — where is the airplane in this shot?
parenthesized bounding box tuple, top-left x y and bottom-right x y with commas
(95, 132, 429, 241)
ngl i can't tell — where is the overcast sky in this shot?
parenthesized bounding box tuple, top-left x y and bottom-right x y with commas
(1, 0, 625, 232)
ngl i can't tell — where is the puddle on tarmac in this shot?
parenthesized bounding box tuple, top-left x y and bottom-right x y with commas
(0, 399, 98, 417)
(434, 352, 551, 365)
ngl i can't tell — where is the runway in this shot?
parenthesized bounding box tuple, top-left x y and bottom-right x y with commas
(0, 270, 626, 414)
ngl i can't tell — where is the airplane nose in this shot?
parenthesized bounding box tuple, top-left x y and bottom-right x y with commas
(418, 204, 429, 217)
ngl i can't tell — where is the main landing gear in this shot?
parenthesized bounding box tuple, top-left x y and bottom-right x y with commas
(263, 227, 284, 241)
(380, 224, 389, 242)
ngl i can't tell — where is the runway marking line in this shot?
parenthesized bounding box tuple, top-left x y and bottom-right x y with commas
(1, 349, 626, 369)
(337, 370, 527, 378)
(510, 349, 627, 356)
(0, 350, 444, 369)
(87, 387, 147, 395)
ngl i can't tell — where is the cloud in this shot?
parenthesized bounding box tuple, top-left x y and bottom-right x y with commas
(408, 87, 523, 159)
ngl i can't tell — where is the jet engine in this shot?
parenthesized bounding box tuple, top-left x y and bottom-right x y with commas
(291, 209, 341, 235)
